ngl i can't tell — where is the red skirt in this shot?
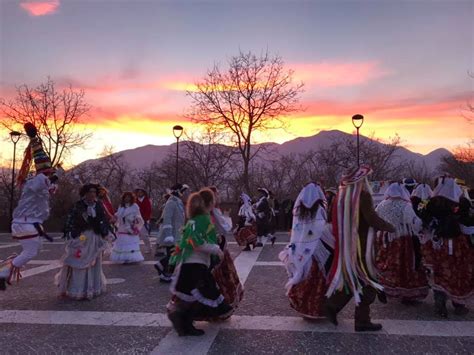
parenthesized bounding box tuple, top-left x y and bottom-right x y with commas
(287, 258, 328, 318)
(375, 234, 429, 300)
(422, 234, 474, 303)
(194, 249, 244, 322)
(235, 226, 257, 247)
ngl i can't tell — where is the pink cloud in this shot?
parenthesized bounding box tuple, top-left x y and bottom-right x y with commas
(292, 61, 391, 87)
(20, 0, 60, 16)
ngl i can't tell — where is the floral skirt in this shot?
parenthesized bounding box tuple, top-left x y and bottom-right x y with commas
(287, 259, 328, 318)
(375, 235, 429, 300)
(110, 233, 144, 264)
(422, 234, 474, 303)
(235, 226, 257, 247)
(55, 231, 107, 300)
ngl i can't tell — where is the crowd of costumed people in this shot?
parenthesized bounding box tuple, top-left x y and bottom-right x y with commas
(1, 123, 473, 336)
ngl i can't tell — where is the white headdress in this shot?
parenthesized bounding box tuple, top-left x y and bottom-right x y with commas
(383, 183, 411, 202)
(411, 184, 433, 200)
(433, 177, 463, 203)
(293, 183, 326, 214)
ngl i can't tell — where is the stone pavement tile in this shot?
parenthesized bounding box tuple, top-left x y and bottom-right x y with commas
(235, 266, 474, 322)
(257, 244, 285, 262)
(0, 265, 171, 314)
(208, 329, 474, 355)
(0, 323, 169, 355)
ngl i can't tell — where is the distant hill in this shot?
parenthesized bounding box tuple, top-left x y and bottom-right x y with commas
(75, 130, 452, 173)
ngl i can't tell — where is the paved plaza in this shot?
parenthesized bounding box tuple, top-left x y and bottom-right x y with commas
(1, 232, 473, 354)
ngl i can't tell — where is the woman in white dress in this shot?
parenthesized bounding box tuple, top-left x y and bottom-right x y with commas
(110, 192, 145, 264)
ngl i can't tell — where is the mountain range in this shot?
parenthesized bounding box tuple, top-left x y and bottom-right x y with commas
(78, 130, 452, 173)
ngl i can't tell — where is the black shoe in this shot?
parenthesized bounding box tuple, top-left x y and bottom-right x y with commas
(0, 278, 6, 291)
(270, 236, 276, 246)
(168, 311, 186, 336)
(355, 322, 383, 332)
(435, 301, 448, 318)
(255, 242, 263, 247)
(323, 304, 338, 326)
(377, 291, 387, 304)
(159, 274, 172, 283)
(453, 304, 469, 316)
(184, 324, 205, 336)
(243, 245, 251, 251)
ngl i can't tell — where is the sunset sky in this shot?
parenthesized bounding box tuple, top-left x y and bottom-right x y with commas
(0, 0, 472, 166)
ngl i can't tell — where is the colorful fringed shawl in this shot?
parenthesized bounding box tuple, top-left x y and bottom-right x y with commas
(326, 166, 383, 304)
(170, 214, 217, 265)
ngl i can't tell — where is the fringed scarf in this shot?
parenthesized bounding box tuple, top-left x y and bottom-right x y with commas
(326, 173, 383, 304)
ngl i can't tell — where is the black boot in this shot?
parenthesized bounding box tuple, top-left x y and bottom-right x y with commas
(452, 302, 469, 316)
(355, 322, 383, 332)
(434, 291, 448, 318)
(377, 291, 387, 304)
(243, 245, 251, 251)
(0, 278, 6, 291)
(270, 236, 276, 246)
(323, 304, 338, 326)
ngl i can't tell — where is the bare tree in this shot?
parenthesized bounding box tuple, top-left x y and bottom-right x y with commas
(439, 140, 474, 187)
(186, 51, 304, 192)
(0, 77, 92, 165)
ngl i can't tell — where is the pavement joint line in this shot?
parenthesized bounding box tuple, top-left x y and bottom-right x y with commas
(0, 310, 473, 338)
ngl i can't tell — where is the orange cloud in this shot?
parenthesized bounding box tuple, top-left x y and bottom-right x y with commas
(20, 0, 60, 16)
(291, 61, 390, 87)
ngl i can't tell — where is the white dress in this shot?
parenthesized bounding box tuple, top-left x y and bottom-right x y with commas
(110, 203, 145, 264)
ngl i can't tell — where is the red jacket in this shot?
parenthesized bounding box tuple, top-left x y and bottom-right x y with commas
(137, 196, 152, 221)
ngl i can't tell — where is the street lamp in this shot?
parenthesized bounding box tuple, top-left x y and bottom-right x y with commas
(173, 125, 184, 184)
(352, 114, 364, 167)
(9, 131, 22, 224)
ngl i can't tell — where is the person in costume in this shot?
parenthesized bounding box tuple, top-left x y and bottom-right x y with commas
(325, 188, 337, 223)
(255, 187, 275, 246)
(205, 186, 243, 318)
(374, 183, 429, 303)
(154, 183, 189, 283)
(98, 186, 115, 221)
(279, 183, 334, 319)
(421, 177, 474, 317)
(135, 188, 153, 254)
(324, 165, 395, 332)
(411, 183, 433, 219)
(154, 192, 171, 257)
(0, 123, 59, 291)
(235, 193, 257, 251)
(110, 192, 145, 264)
(167, 190, 232, 336)
(402, 178, 417, 195)
(56, 184, 112, 300)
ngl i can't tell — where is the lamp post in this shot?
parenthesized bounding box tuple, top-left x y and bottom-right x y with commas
(172, 125, 184, 185)
(351, 114, 364, 167)
(9, 131, 22, 224)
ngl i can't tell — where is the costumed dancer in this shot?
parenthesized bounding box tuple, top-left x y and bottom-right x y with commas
(421, 177, 474, 317)
(154, 183, 189, 283)
(235, 193, 257, 251)
(167, 191, 232, 336)
(56, 184, 112, 300)
(402, 178, 417, 195)
(0, 123, 59, 291)
(279, 183, 334, 319)
(155, 192, 171, 257)
(135, 188, 153, 254)
(110, 192, 145, 264)
(255, 188, 275, 246)
(374, 183, 429, 303)
(411, 183, 433, 219)
(98, 186, 115, 221)
(324, 165, 395, 332)
(205, 186, 243, 318)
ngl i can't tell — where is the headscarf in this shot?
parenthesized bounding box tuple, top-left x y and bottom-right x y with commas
(238, 193, 256, 223)
(383, 183, 411, 202)
(433, 177, 463, 203)
(279, 183, 332, 291)
(411, 184, 433, 200)
(292, 183, 326, 215)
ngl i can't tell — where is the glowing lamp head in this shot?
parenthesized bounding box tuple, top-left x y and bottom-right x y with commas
(173, 125, 184, 139)
(9, 131, 21, 144)
(352, 114, 364, 129)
